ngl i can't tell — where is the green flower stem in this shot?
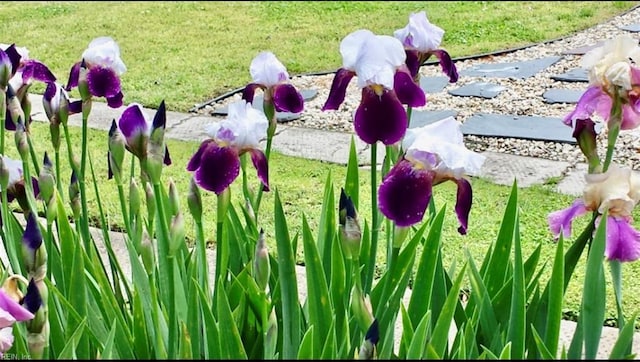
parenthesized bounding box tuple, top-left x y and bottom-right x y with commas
(27, 135, 40, 177)
(406, 106, 413, 128)
(78, 102, 93, 250)
(54, 150, 63, 199)
(194, 218, 210, 303)
(0, 188, 17, 273)
(152, 182, 178, 358)
(116, 183, 132, 241)
(364, 143, 379, 294)
(254, 98, 277, 219)
(214, 188, 230, 300)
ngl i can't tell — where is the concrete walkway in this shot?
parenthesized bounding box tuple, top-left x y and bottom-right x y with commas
(18, 94, 640, 358)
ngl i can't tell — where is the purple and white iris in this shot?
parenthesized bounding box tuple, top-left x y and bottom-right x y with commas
(0, 43, 56, 130)
(322, 29, 426, 145)
(0, 155, 39, 204)
(65, 36, 126, 108)
(0, 285, 35, 358)
(377, 116, 485, 234)
(548, 164, 640, 262)
(564, 35, 640, 130)
(393, 11, 458, 83)
(242, 51, 304, 114)
(187, 100, 269, 195)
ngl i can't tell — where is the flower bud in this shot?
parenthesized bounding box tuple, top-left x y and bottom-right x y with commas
(145, 182, 156, 228)
(187, 176, 202, 224)
(22, 213, 43, 273)
(169, 211, 185, 255)
(6, 84, 24, 129)
(129, 177, 141, 217)
(351, 284, 374, 334)
(253, 229, 270, 292)
(146, 101, 168, 184)
(78, 59, 91, 101)
(357, 319, 379, 360)
(14, 118, 29, 160)
(265, 307, 278, 358)
(339, 188, 361, 259)
(140, 234, 155, 276)
(0, 155, 10, 189)
(38, 153, 55, 204)
(573, 118, 601, 173)
(108, 119, 126, 183)
(168, 178, 180, 216)
(49, 122, 61, 151)
(393, 225, 410, 249)
(69, 171, 81, 220)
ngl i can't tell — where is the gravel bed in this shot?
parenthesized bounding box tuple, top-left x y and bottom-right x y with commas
(195, 6, 640, 171)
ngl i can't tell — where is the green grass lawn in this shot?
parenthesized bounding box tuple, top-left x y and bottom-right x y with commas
(1, 1, 637, 111)
(3, 1, 640, 325)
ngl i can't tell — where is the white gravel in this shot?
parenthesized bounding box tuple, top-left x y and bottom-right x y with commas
(197, 6, 640, 171)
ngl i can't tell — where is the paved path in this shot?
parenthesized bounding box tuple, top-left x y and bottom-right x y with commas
(22, 94, 640, 359)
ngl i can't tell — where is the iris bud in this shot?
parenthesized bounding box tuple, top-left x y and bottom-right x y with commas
(187, 176, 202, 224)
(253, 229, 270, 292)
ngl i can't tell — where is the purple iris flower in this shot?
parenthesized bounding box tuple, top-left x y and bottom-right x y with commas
(0, 43, 56, 130)
(393, 11, 458, 83)
(378, 117, 485, 233)
(117, 101, 171, 167)
(242, 51, 304, 114)
(322, 29, 426, 145)
(187, 100, 269, 195)
(564, 35, 640, 130)
(0, 285, 34, 357)
(65, 36, 126, 108)
(548, 164, 640, 262)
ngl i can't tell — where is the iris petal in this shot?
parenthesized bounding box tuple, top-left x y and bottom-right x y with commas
(242, 83, 263, 105)
(393, 69, 426, 107)
(20, 60, 56, 84)
(378, 159, 433, 227)
(164, 145, 172, 166)
(605, 216, 640, 262)
(434, 49, 458, 83)
(118, 104, 148, 140)
(621, 102, 640, 130)
(87, 66, 121, 98)
(65, 62, 81, 91)
(190, 141, 240, 195)
(22, 213, 43, 251)
(404, 49, 421, 80)
(68, 100, 82, 115)
(547, 199, 589, 239)
(354, 87, 407, 145)
(107, 91, 124, 108)
(0, 290, 34, 323)
(249, 149, 270, 192)
(455, 178, 473, 235)
(322, 68, 356, 111)
(563, 86, 608, 126)
(273, 83, 304, 113)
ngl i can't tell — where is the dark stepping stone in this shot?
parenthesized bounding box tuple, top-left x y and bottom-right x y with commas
(448, 82, 507, 99)
(561, 41, 604, 55)
(212, 89, 318, 123)
(460, 113, 576, 143)
(459, 56, 562, 79)
(551, 68, 589, 83)
(409, 109, 459, 129)
(419, 76, 450, 93)
(620, 23, 640, 32)
(542, 89, 585, 104)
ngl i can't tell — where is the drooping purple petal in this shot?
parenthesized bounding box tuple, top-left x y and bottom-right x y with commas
(354, 87, 407, 145)
(189, 140, 240, 195)
(152, 100, 166, 131)
(249, 149, 269, 192)
(404, 49, 421, 80)
(106, 91, 124, 108)
(118, 104, 148, 140)
(21, 278, 41, 314)
(242, 83, 263, 104)
(433, 49, 458, 83)
(393, 69, 426, 107)
(68, 100, 82, 115)
(65, 61, 81, 91)
(20, 60, 56, 84)
(0, 289, 34, 325)
(378, 159, 434, 227)
(321, 68, 356, 111)
(22, 213, 43, 251)
(605, 216, 640, 262)
(455, 178, 473, 235)
(4, 112, 15, 131)
(547, 199, 589, 239)
(563, 86, 609, 127)
(87, 66, 121, 98)
(43, 81, 57, 102)
(273, 83, 304, 113)
(4, 45, 21, 77)
(31, 177, 40, 200)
